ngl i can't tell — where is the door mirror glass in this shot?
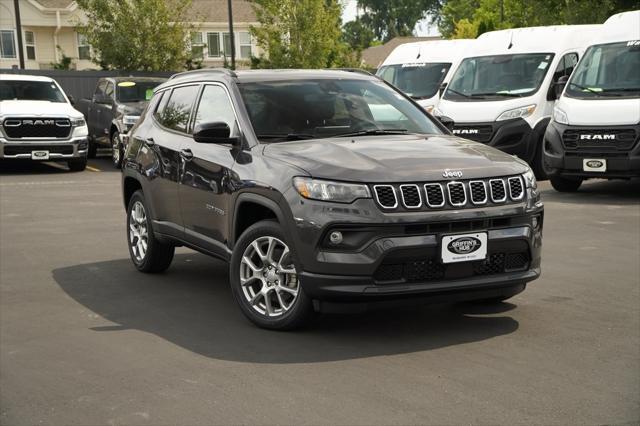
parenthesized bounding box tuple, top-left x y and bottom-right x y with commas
(436, 115, 455, 131)
(193, 122, 238, 144)
(67, 94, 75, 105)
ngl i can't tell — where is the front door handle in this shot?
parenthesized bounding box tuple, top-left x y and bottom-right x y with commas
(180, 148, 194, 161)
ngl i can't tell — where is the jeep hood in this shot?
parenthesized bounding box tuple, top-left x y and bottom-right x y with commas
(0, 100, 83, 119)
(263, 134, 528, 182)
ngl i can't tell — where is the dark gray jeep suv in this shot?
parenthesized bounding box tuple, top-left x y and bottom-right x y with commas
(122, 69, 544, 329)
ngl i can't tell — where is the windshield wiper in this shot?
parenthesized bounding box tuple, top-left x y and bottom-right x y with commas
(334, 129, 410, 137)
(472, 91, 522, 97)
(256, 133, 316, 141)
(446, 88, 472, 98)
(601, 88, 640, 93)
(568, 82, 608, 95)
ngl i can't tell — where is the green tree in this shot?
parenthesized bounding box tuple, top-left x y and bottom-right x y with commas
(250, 0, 358, 69)
(342, 18, 376, 51)
(76, 0, 196, 71)
(357, 0, 440, 42)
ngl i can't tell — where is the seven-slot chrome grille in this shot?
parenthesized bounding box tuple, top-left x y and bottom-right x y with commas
(372, 176, 525, 211)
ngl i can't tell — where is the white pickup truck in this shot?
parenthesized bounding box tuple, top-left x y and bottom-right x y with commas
(0, 74, 89, 171)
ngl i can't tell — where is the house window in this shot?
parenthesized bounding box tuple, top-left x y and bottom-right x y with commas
(0, 30, 16, 58)
(77, 33, 90, 60)
(222, 32, 232, 57)
(25, 30, 36, 60)
(191, 32, 204, 59)
(238, 32, 252, 59)
(207, 32, 220, 57)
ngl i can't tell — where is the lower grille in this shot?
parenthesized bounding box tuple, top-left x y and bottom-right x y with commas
(374, 251, 530, 283)
(4, 145, 73, 155)
(3, 118, 72, 139)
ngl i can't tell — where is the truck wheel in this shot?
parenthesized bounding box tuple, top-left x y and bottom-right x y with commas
(111, 131, 123, 169)
(67, 156, 87, 172)
(230, 220, 314, 330)
(550, 176, 582, 192)
(126, 190, 174, 273)
(88, 137, 97, 159)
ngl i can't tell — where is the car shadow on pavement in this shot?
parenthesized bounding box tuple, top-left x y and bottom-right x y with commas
(539, 178, 640, 205)
(53, 253, 519, 364)
(0, 159, 72, 174)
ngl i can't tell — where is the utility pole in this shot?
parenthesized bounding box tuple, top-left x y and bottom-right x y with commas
(227, 0, 236, 70)
(13, 0, 25, 69)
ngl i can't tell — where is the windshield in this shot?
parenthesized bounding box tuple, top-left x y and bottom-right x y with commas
(444, 53, 554, 101)
(237, 78, 443, 142)
(116, 81, 164, 103)
(377, 63, 451, 99)
(565, 41, 640, 99)
(0, 80, 66, 103)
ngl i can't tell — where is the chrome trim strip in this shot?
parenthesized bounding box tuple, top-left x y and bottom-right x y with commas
(399, 184, 422, 209)
(423, 183, 445, 208)
(373, 185, 398, 209)
(469, 180, 488, 205)
(446, 181, 467, 207)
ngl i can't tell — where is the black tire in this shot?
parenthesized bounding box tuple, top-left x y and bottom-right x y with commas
(230, 220, 314, 330)
(532, 141, 549, 181)
(111, 131, 123, 169)
(550, 176, 582, 192)
(126, 190, 174, 273)
(88, 137, 97, 159)
(67, 156, 87, 172)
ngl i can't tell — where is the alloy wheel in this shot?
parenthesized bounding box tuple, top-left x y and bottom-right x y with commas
(239, 236, 299, 317)
(129, 201, 148, 262)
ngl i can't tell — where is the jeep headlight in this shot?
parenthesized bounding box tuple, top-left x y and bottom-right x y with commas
(496, 104, 536, 121)
(552, 107, 568, 125)
(523, 169, 537, 190)
(123, 115, 140, 126)
(293, 177, 371, 203)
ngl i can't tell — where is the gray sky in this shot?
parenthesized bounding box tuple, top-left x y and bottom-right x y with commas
(341, 0, 440, 36)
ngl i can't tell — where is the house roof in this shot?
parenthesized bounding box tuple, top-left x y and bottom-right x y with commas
(361, 36, 442, 69)
(30, 0, 257, 22)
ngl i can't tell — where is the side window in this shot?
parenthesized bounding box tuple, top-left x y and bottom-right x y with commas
(94, 80, 106, 97)
(105, 82, 114, 99)
(553, 53, 578, 82)
(156, 85, 199, 133)
(193, 85, 238, 136)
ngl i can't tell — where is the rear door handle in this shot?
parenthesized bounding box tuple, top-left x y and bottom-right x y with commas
(180, 148, 193, 161)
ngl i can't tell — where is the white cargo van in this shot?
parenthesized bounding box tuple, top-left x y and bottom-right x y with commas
(543, 11, 640, 192)
(435, 25, 601, 178)
(376, 39, 476, 114)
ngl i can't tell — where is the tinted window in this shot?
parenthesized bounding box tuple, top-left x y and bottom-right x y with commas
(553, 53, 579, 82)
(95, 80, 106, 97)
(117, 80, 164, 103)
(566, 41, 640, 98)
(105, 82, 114, 98)
(377, 63, 451, 99)
(238, 78, 442, 142)
(155, 85, 199, 133)
(0, 80, 66, 102)
(193, 85, 238, 135)
(444, 53, 554, 101)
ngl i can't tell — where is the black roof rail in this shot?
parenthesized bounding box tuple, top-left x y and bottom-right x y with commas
(169, 68, 237, 80)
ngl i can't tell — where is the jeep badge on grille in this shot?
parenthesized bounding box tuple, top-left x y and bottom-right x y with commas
(442, 169, 463, 178)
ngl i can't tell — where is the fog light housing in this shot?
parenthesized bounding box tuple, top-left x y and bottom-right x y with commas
(532, 215, 541, 230)
(329, 231, 343, 245)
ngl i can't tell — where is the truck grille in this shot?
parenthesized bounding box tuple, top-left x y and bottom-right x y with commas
(373, 176, 524, 211)
(562, 129, 637, 151)
(2, 118, 72, 139)
(452, 125, 493, 143)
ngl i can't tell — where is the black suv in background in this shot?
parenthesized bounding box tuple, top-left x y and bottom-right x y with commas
(122, 69, 544, 329)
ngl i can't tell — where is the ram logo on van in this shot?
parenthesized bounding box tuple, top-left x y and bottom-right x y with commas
(453, 129, 478, 135)
(579, 134, 616, 140)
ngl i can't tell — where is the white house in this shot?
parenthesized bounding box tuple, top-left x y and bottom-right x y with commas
(0, 0, 261, 70)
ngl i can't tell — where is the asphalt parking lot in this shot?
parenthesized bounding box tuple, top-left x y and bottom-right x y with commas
(1, 156, 639, 425)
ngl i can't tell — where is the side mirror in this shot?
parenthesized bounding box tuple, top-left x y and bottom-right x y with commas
(437, 115, 455, 132)
(67, 95, 75, 105)
(193, 122, 238, 144)
(554, 75, 569, 100)
(439, 82, 448, 97)
(93, 93, 111, 105)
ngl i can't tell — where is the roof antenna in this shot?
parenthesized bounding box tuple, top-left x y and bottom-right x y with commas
(507, 30, 514, 49)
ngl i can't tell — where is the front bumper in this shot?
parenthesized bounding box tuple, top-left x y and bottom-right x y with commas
(452, 118, 535, 161)
(0, 136, 88, 160)
(544, 121, 640, 179)
(285, 190, 543, 302)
